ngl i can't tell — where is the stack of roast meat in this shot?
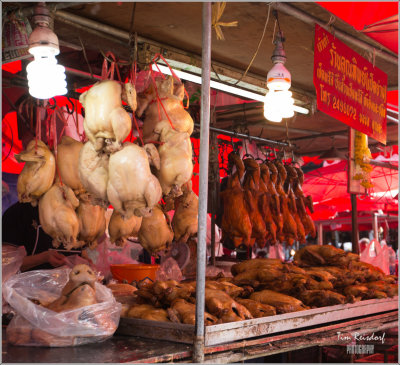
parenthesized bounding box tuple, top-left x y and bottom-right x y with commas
(114, 245, 397, 325)
(220, 152, 315, 249)
(15, 76, 198, 255)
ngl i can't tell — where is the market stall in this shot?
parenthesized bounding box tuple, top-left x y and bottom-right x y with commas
(2, 1, 398, 364)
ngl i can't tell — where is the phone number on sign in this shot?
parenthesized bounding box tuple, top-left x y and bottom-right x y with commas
(332, 96, 357, 120)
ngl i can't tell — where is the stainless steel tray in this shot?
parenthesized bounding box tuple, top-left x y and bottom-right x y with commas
(117, 296, 398, 346)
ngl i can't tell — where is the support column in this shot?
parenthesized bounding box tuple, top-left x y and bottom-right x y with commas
(351, 194, 360, 254)
(193, 2, 211, 363)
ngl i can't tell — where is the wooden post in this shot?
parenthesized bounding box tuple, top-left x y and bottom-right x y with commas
(351, 194, 360, 254)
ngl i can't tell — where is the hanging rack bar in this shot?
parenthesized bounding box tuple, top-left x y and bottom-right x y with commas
(194, 123, 290, 148)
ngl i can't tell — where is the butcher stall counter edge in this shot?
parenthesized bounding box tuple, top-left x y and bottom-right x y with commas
(116, 296, 398, 345)
(2, 311, 397, 363)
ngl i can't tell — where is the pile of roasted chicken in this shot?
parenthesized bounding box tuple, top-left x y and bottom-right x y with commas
(109, 246, 397, 325)
(220, 152, 315, 249)
(15, 76, 198, 255)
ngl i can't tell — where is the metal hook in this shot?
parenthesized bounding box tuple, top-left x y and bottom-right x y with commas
(65, 97, 75, 115)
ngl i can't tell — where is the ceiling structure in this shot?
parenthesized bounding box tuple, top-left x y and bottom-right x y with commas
(2, 1, 399, 156)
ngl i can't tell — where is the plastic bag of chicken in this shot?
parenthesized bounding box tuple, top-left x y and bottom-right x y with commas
(2, 244, 26, 314)
(3, 266, 121, 347)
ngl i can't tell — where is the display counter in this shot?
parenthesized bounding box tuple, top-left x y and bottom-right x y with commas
(3, 310, 397, 363)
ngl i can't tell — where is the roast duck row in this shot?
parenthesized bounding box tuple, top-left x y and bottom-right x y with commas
(219, 152, 316, 249)
(109, 246, 397, 326)
(15, 76, 198, 255)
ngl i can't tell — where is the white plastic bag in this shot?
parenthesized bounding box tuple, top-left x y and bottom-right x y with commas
(268, 243, 285, 262)
(360, 239, 390, 275)
(3, 267, 121, 347)
(2, 245, 26, 314)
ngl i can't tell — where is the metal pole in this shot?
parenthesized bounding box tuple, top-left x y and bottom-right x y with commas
(194, 123, 289, 147)
(193, 3, 211, 363)
(373, 213, 379, 241)
(351, 194, 360, 254)
(318, 223, 323, 245)
(276, 2, 398, 65)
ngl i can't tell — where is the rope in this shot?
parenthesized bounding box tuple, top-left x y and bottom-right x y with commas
(212, 2, 238, 41)
(234, 4, 271, 85)
(131, 113, 144, 146)
(101, 51, 122, 82)
(149, 64, 176, 130)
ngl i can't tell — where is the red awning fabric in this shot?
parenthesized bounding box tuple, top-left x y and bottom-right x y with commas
(317, 2, 399, 54)
(303, 154, 398, 220)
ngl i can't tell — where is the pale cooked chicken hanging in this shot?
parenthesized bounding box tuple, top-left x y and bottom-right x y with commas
(171, 181, 198, 243)
(78, 141, 109, 207)
(108, 209, 142, 247)
(137, 76, 194, 143)
(76, 200, 106, 249)
(56, 136, 86, 198)
(79, 80, 136, 153)
(39, 182, 82, 250)
(138, 205, 174, 255)
(107, 142, 162, 218)
(220, 152, 253, 248)
(16, 139, 55, 206)
(154, 120, 193, 197)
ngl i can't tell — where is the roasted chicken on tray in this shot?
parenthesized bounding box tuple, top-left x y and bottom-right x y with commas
(119, 247, 397, 325)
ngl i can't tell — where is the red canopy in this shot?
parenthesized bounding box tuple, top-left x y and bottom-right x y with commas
(303, 154, 398, 220)
(317, 2, 399, 54)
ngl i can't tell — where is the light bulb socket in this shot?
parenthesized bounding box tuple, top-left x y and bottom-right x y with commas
(271, 31, 286, 65)
(28, 26, 60, 55)
(32, 2, 51, 27)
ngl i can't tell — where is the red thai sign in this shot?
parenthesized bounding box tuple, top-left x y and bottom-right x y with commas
(313, 24, 387, 144)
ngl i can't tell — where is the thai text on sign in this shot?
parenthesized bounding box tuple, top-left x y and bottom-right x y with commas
(313, 24, 387, 144)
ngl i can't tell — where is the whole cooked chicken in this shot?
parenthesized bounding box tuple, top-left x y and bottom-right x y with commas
(299, 289, 346, 307)
(250, 290, 308, 313)
(260, 163, 282, 237)
(107, 142, 162, 218)
(171, 181, 198, 243)
(205, 288, 253, 322)
(56, 136, 85, 197)
(231, 258, 283, 275)
(138, 205, 174, 255)
(127, 304, 170, 322)
(16, 139, 55, 206)
(235, 298, 276, 318)
(154, 120, 193, 197)
(79, 80, 135, 153)
(46, 264, 97, 312)
(137, 76, 194, 143)
(76, 200, 106, 248)
(205, 281, 244, 298)
(364, 281, 398, 297)
(269, 161, 297, 245)
(294, 245, 359, 267)
(78, 141, 109, 207)
(167, 299, 218, 325)
(39, 182, 82, 250)
(242, 158, 268, 247)
(108, 209, 142, 246)
(220, 152, 253, 247)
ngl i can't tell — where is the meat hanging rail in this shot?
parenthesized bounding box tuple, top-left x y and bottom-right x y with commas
(193, 123, 291, 148)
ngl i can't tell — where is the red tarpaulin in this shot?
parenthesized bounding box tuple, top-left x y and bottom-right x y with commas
(317, 2, 399, 54)
(303, 153, 398, 220)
